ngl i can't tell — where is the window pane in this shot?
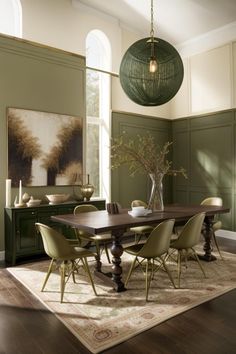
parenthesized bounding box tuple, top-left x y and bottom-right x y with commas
(86, 123, 99, 197)
(86, 70, 99, 118)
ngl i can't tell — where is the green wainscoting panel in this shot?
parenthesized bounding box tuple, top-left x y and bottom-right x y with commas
(190, 125, 233, 188)
(111, 108, 236, 231)
(172, 109, 235, 231)
(111, 111, 172, 208)
(0, 34, 85, 251)
(190, 110, 233, 129)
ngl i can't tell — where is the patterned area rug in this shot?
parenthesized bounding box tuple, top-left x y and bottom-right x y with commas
(7, 249, 236, 353)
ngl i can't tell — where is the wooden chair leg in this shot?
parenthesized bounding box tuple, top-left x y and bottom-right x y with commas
(125, 257, 137, 286)
(41, 258, 54, 292)
(81, 257, 97, 296)
(177, 252, 182, 288)
(213, 232, 223, 259)
(104, 244, 111, 263)
(162, 259, 176, 288)
(145, 260, 153, 302)
(192, 249, 207, 278)
(60, 261, 67, 303)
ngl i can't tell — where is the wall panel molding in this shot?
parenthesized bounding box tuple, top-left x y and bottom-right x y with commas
(173, 108, 235, 231)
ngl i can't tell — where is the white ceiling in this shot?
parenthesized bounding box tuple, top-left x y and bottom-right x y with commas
(76, 0, 236, 45)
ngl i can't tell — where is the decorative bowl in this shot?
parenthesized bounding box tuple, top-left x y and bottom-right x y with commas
(45, 194, 70, 204)
(26, 199, 42, 207)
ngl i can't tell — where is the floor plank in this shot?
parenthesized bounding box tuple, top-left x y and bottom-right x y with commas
(0, 236, 236, 354)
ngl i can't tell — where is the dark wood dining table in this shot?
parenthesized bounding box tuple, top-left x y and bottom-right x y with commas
(51, 204, 230, 292)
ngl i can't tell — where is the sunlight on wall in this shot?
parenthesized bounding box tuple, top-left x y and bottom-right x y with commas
(196, 150, 231, 191)
(0, 0, 22, 37)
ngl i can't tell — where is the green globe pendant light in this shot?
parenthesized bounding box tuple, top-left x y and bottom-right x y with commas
(119, 0, 184, 106)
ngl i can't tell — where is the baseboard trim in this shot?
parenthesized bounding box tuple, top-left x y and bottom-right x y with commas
(216, 229, 236, 240)
(0, 251, 5, 261)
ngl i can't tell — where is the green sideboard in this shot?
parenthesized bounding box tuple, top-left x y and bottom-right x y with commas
(4, 199, 106, 266)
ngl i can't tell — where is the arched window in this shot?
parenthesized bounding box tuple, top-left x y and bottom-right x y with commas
(86, 30, 111, 201)
(0, 0, 22, 37)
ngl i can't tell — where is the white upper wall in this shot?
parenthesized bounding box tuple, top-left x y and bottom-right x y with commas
(20, 0, 170, 118)
(19, 0, 236, 119)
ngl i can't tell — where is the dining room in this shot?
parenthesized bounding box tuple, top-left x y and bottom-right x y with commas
(1, 1, 236, 353)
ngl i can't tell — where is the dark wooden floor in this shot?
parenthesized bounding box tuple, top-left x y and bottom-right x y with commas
(1, 236, 236, 354)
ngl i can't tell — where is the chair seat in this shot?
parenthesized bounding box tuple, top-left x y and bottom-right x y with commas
(213, 220, 222, 231)
(124, 243, 146, 256)
(73, 204, 112, 264)
(130, 225, 154, 234)
(80, 233, 112, 242)
(73, 246, 97, 258)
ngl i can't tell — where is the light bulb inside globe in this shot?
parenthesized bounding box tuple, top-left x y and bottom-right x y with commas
(149, 57, 158, 73)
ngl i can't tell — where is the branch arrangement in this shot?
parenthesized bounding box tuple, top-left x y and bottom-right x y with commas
(111, 133, 187, 180)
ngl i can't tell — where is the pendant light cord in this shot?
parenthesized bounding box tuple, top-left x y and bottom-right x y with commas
(150, 0, 155, 39)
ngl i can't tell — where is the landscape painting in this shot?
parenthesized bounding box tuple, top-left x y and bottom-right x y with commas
(7, 108, 83, 187)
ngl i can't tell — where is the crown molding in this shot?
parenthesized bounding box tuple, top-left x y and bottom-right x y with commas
(176, 21, 236, 58)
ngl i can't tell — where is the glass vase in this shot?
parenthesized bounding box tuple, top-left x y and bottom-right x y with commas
(147, 173, 164, 211)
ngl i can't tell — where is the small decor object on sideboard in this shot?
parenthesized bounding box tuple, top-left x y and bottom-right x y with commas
(46, 193, 70, 205)
(81, 174, 94, 201)
(26, 196, 42, 207)
(22, 192, 30, 203)
(19, 180, 22, 204)
(14, 196, 25, 208)
(5, 179, 11, 207)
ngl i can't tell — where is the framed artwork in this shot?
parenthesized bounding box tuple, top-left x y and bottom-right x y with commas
(7, 108, 83, 187)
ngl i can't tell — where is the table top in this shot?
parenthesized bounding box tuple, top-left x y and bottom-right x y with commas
(51, 204, 230, 235)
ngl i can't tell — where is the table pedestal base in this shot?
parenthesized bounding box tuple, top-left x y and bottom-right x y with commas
(198, 253, 217, 262)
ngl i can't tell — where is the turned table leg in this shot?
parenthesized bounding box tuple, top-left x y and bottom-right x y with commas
(199, 215, 217, 262)
(110, 229, 127, 292)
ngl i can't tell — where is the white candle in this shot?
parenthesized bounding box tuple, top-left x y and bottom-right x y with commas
(19, 180, 22, 204)
(5, 179, 11, 207)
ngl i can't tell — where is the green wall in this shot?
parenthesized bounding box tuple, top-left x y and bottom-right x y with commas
(111, 111, 172, 208)
(172, 109, 235, 231)
(0, 34, 85, 251)
(111, 109, 235, 231)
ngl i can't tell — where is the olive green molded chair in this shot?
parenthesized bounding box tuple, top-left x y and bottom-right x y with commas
(124, 219, 175, 301)
(35, 223, 97, 302)
(170, 213, 206, 288)
(73, 204, 112, 263)
(130, 200, 154, 243)
(200, 197, 223, 259)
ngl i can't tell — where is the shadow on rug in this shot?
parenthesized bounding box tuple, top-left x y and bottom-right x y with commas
(7, 249, 236, 353)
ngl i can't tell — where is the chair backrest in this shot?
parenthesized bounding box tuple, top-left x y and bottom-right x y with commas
(131, 200, 148, 208)
(74, 204, 98, 214)
(35, 223, 72, 259)
(138, 219, 175, 258)
(73, 204, 98, 238)
(200, 197, 222, 207)
(201, 197, 222, 230)
(172, 212, 206, 250)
